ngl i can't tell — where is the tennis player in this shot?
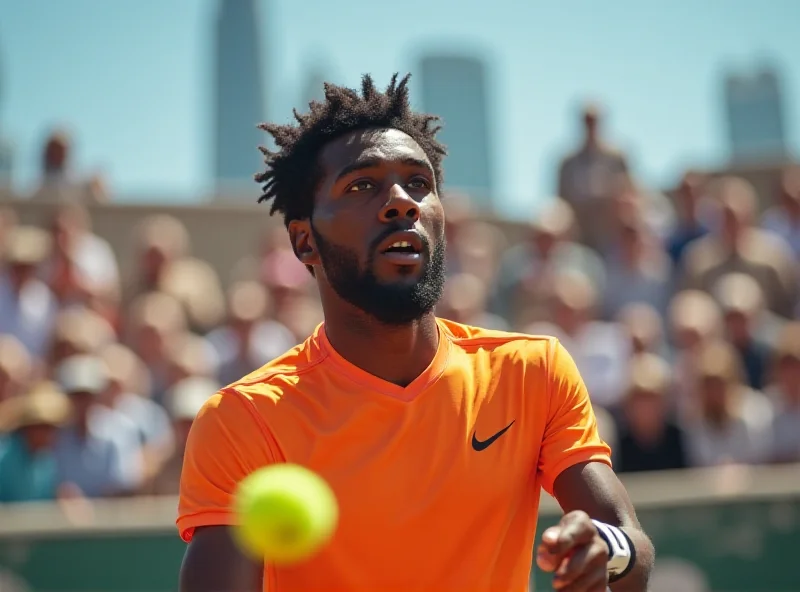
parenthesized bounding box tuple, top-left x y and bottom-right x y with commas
(178, 74, 654, 592)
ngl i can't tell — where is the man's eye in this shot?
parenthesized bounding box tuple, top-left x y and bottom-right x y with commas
(408, 178, 430, 190)
(347, 181, 375, 193)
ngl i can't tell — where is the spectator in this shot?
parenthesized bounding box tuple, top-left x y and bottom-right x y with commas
(275, 291, 324, 344)
(543, 270, 630, 409)
(127, 215, 225, 333)
(0, 336, 33, 403)
(125, 291, 188, 402)
(666, 171, 711, 269)
(28, 130, 102, 203)
(99, 343, 175, 488)
(47, 307, 116, 373)
(163, 332, 220, 402)
(491, 197, 605, 327)
(608, 172, 676, 248)
(53, 355, 143, 498)
(246, 225, 312, 290)
(667, 290, 724, 420)
(207, 281, 296, 386)
(39, 203, 120, 324)
(149, 376, 218, 495)
(440, 191, 475, 277)
(127, 215, 189, 297)
(446, 220, 505, 288)
(41, 131, 71, 183)
(761, 165, 800, 259)
(241, 229, 323, 342)
(616, 302, 669, 358)
(556, 102, 629, 251)
(159, 257, 226, 334)
(603, 215, 672, 319)
(765, 323, 800, 463)
(681, 176, 797, 318)
(437, 273, 508, 331)
(615, 353, 688, 473)
(29, 131, 73, 200)
(0, 382, 70, 502)
(712, 273, 775, 390)
(683, 340, 773, 466)
(0, 225, 59, 359)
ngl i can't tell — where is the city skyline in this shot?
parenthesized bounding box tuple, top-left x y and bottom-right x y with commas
(1, 0, 800, 217)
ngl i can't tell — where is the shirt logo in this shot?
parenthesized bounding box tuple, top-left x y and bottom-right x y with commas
(471, 420, 515, 451)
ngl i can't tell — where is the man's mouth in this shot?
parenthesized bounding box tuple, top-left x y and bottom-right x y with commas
(378, 231, 424, 265)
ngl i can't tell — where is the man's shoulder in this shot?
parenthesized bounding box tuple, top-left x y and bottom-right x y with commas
(438, 318, 556, 360)
(217, 329, 328, 399)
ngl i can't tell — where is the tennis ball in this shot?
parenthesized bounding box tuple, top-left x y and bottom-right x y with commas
(232, 463, 338, 565)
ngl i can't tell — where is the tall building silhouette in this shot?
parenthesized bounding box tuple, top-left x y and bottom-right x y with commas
(418, 54, 494, 207)
(213, 0, 266, 193)
(725, 66, 789, 163)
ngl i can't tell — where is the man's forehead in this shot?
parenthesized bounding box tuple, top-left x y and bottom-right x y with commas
(319, 128, 430, 172)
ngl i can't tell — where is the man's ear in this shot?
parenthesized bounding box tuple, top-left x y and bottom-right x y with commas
(288, 219, 320, 269)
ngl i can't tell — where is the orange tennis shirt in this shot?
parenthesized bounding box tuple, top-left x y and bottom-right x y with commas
(177, 318, 611, 592)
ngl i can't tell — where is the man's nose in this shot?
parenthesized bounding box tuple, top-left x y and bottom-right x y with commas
(378, 185, 420, 223)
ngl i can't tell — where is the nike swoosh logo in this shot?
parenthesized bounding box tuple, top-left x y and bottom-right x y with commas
(471, 420, 515, 451)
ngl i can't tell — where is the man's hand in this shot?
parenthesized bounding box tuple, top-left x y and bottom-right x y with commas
(536, 510, 609, 592)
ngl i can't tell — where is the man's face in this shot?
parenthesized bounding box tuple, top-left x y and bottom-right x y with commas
(292, 128, 446, 325)
(626, 391, 665, 433)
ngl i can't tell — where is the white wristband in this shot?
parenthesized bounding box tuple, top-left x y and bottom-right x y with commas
(591, 519, 634, 580)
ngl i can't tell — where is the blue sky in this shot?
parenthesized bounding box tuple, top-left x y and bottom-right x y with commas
(1, 0, 799, 217)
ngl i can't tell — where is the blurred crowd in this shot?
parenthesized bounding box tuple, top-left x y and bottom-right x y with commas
(1, 106, 799, 505)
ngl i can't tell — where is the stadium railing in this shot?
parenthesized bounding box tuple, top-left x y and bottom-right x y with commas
(0, 463, 798, 592)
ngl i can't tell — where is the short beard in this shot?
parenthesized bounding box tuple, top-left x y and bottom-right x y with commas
(312, 225, 446, 326)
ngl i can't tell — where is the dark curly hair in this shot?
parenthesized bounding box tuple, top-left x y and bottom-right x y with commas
(255, 73, 447, 227)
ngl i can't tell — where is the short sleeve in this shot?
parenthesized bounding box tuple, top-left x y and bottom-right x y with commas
(537, 339, 612, 496)
(177, 389, 276, 542)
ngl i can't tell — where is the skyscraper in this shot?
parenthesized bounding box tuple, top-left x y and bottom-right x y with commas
(724, 65, 789, 164)
(418, 54, 494, 208)
(213, 0, 266, 193)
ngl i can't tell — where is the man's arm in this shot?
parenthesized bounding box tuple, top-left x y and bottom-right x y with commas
(535, 338, 653, 591)
(179, 526, 262, 592)
(537, 461, 654, 592)
(176, 390, 278, 592)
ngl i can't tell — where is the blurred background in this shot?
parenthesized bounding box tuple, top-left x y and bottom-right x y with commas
(0, 1, 799, 591)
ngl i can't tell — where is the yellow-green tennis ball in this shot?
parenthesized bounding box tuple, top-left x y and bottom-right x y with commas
(232, 463, 338, 565)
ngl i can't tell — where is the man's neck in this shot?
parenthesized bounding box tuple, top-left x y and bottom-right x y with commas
(323, 310, 440, 388)
(583, 136, 602, 152)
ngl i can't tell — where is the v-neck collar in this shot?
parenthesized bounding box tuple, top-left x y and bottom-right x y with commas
(315, 319, 451, 402)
